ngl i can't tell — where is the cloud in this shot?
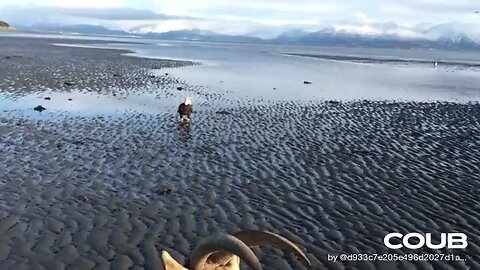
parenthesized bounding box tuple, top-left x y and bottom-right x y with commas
(381, 0, 479, 14)
(1, 0, 480, 40)
(56, 7, 196, 21)
(0, 5, 194, 22)
(331, 12, 480, 41)
(46, 0, 124, 8)
(129, 19, 277, 37)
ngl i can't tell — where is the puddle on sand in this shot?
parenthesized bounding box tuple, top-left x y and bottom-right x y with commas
(0, 85, 243, 120)
(0, 89, 185, 118)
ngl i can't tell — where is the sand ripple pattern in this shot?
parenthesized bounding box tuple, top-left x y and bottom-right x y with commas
(0, 38, 192, 96)
(1, 101, 479, 269)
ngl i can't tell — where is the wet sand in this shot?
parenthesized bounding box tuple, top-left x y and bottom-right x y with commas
(0, 37, 192, 95)
(1, 36, 480, 270)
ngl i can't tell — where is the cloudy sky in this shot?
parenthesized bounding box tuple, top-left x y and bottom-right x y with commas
(0, 0, 479, 39)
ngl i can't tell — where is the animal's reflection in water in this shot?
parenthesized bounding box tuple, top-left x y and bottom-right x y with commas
(178, 122, 192, 141)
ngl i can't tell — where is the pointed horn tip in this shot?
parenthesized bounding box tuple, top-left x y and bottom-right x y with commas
(161, 250, 171, 258)
(234, 230, 311, 266)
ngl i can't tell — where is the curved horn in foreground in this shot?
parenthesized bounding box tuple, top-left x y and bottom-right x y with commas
(233, 230, 311, 267)
(189, 233, 262, 270)
(161, 251, 187, 270)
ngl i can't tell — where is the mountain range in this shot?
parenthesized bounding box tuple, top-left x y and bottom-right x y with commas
(273, 27, 479, 50)
(12, 23, 480, 50)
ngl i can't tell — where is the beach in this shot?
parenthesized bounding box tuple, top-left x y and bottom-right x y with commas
(1, 36, 480, 270)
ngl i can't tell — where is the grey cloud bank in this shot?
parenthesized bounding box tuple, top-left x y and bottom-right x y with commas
(0, 1, 479, 45)
(0, 5, 196, 22)
(59, 7, 197, 21)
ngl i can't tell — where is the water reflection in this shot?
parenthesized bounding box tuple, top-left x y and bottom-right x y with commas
(42, 38, 480, 103)
(0, 89, 189, 117)
(2, 32, 480, 114)
(178, 122, 192, 142)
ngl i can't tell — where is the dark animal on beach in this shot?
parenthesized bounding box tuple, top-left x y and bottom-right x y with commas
(34, 105, 46, 112)
(178, 97, 193, 123)
(161, 230, 311, 270)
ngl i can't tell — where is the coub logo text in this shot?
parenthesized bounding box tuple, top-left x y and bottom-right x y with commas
(384, 233, 468, 249)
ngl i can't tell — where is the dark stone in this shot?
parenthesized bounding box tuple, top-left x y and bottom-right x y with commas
(150, 75, 156, 78)
(34, 105, 46, 112)
(80, 195, 90, 204)
(216, 110, 231, 115)
(64, 82, 75, 86)
(176, 86, 184, 91)
(165, 73, 169, 76)
(68, 98, 72, 101)
(158, 188, 173, 195)
(303, 81, 312, 84)
(44, 97, 51, 100)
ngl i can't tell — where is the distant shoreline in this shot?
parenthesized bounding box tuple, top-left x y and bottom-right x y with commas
(284, 52, 480, 67)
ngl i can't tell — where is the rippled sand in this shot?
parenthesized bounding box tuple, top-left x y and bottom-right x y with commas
(1, 37, 480, 270)
(0, 37, 192, 96)
(2, 101, 480, 269)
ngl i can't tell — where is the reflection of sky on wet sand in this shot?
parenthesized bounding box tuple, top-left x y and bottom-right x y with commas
(178, 123, 193, 142)
(51, 38, 480, 103)
(163, 57, 480, 102)
(0, 90, 181, 117)
(1, 33, 480, 119)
